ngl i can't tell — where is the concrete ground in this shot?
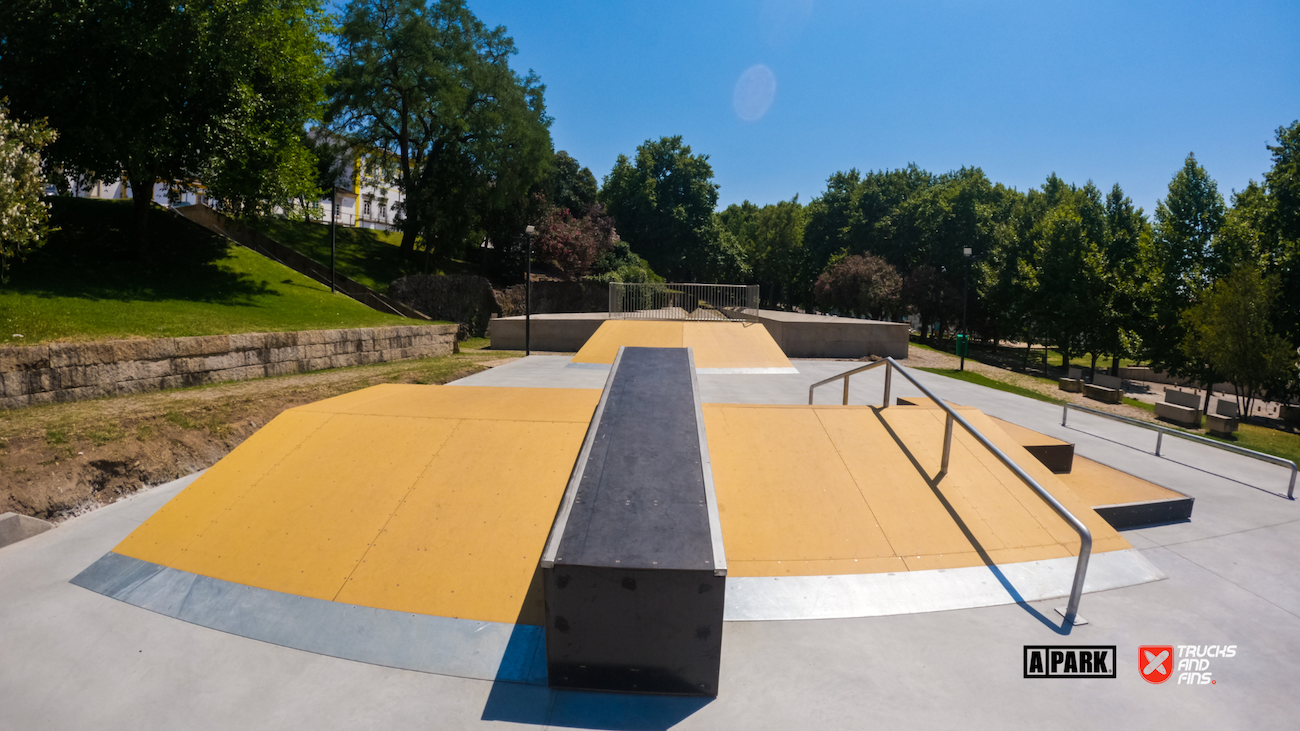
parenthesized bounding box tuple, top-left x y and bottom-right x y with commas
(1, 356, 1297, 730)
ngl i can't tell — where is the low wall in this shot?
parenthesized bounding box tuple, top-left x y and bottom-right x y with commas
(746, 311, 909, 359)
(489, 313, 609, 352)
(1117, 367, 1235, 395)
(0, 325, 458, 409)
(488, 310, 910, 359)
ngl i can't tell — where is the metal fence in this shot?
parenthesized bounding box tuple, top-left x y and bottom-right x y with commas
(608, 283, 759, 321)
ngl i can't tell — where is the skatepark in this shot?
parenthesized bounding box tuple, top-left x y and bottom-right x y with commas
(2, 319, 1297, 729)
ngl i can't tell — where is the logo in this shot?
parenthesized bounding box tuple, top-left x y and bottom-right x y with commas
(1023, 646, 1116, 678)
(1141, 645, 1236, 685)
(1140, 646, 1174, 684)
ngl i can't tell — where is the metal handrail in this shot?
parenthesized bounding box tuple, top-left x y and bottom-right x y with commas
(809, 358, 1094, 625)
(1062, 403, 1298, 499)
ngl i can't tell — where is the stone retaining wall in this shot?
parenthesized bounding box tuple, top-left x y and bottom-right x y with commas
(0, 324, 458, 409)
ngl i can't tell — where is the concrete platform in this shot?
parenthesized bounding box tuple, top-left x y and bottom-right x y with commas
(489, 309, 909, 359)
(4, 356, 1298, 729)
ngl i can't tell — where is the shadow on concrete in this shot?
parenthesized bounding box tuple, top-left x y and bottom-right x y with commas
(1062, 424, 1295, 500)
(480, 565, 714, 730)
(481, 682, 712, 731)
(877, 409, 1076, 635)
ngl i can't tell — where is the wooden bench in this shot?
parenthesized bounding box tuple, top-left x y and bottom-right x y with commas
(1083, 372, 1123, 404)
(1206, 399, 1240, 437)
(1058, 366, 1084, 393)
(1155, 388, 1201, 428)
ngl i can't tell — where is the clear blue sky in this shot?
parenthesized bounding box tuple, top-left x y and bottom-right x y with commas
(468, 0, 1300, 216)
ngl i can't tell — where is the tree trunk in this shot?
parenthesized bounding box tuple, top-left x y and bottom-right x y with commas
(129, 171, 153, 260)
(1090, 352, 1099, 382)
(1110, 356, 1120, 377)
(1202, 382, 1213, 414)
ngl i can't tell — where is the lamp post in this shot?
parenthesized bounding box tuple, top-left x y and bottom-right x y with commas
(960, 247, 972, 371)
(330, 185, 338, 294)
(525, 225, 535, 356)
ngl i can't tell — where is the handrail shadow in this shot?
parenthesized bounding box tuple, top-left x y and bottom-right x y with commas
(875, 408, 1076, 635)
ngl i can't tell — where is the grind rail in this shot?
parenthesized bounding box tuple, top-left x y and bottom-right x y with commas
(808, 358, 1093, 625)
(1062, 403, 1297, 499)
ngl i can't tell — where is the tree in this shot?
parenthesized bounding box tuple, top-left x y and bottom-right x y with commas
(532, 204, 616, 277)
(722, 197, 809, 308)
(813, 253, 902, 320)
(1262, 122, 1300, 365)
(0, 0, 329, 255)
(328, 0, 553, 262)
(1146, 153, 1226, 391)
(1032, 197, 1108, 370)
(601, 136, 747, 282)
(1180, 266, 1295, 420)
(550, 151, 598, 216)
(0, 103, 56, 283)
(903, 265, 960, 341)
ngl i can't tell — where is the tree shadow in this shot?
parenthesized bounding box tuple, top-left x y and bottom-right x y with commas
(875, 409, 1077, 635)
(480, 566, 713, 730)
(9, 198, 281, 305)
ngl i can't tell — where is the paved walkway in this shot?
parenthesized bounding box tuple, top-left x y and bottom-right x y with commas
(1, 356, 1296, 730)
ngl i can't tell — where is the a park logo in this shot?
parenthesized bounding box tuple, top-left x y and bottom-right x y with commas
(1140, 646, 1175, 683)
(1023, 646, 1116, 678)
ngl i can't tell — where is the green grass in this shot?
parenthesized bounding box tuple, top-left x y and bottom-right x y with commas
(246, 217, 423, 293)
(915, 367, 1066, 405)
(1215, 424, 1300, 465)
(1, 198, 437, 345)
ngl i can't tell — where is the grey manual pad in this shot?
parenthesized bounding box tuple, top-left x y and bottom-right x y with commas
(71, 552, 548, 685)
(556, 347, 714, 571)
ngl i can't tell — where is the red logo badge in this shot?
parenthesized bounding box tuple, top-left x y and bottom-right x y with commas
(1140, 645, 1174, 684)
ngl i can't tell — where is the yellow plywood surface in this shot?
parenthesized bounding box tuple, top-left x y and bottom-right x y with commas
(984, 415, 1184, 507)
(704, 404, 1129, 578)
(115, 385, 598, 625)
(1061, 456, 1186, 507)
(571, 320, 793, 370)
(682, 322, 793, 370)
(704, 406, 896, 564)
(571, 320, 682, 363)
(336, 419, 589, 624)
(988, 416, 1070, 447)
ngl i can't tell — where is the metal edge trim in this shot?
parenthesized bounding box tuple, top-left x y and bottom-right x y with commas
(688, 347, 728, 577)
(539, 345, 626, 568)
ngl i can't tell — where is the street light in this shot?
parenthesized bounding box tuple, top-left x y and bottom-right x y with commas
(960, 247, 972, 371)
(330, 185, 338, 294)
(525, 225, 535, 356)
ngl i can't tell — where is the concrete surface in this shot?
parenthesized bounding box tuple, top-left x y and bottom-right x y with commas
(2, 356, 1297, 729)
(0, 512, 54, 549)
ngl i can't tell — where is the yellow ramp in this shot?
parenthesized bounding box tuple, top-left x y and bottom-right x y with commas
(114, 385, 599, 625)
(572, 320, 794, 371)
(704, 404, 1130, 577)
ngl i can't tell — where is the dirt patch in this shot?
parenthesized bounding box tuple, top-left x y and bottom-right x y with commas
(0, 349, 519, 521)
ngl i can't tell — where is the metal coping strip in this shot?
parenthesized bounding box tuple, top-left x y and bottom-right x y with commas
(1062, 402, 1298, 499)
(688, 348, 729, 577)
(539, 346, 626, 568)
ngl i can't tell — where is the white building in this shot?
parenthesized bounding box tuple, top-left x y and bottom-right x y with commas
(63, 144, 405, 233)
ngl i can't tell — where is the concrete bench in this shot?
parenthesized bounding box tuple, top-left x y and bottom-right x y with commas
(1206, 399, 1240, 437)
(1058, 366, 1084, 393)
(1156, 389, 1201, 428)
(1084, 372, 1123, 404)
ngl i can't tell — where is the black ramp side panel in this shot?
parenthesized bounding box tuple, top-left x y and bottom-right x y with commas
(544, 347, 725, 696)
